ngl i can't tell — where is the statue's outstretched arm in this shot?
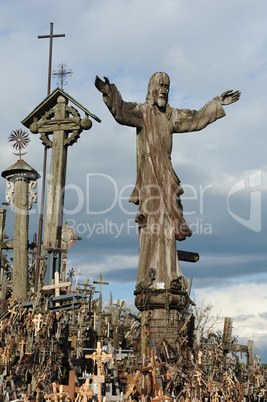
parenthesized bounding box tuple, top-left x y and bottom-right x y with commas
(219, 90, 241, 105)
(95, 75, 111, 96)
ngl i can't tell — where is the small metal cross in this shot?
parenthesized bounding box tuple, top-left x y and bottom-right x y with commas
(52, 63, 73, 90)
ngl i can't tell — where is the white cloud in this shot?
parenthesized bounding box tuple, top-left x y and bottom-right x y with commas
(74, 255, 138, 277)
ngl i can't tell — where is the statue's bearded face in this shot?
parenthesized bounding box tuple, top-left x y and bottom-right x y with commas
(152, 74, 170, 109)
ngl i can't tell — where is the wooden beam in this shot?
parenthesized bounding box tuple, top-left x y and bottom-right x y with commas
(177, 250, 199, 263)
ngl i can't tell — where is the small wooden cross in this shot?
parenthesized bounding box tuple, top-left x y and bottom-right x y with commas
(255, 373, 261, 388)
(198, 350, 203, 365)
(140, 350, 165, 397)
(42, 271, 71, 299)
(19, 338, 26, 360)
(44, 383, 69, 402)
(93, 273, 109, 312)
(75, 378, 94, 402)
(124, 371, 141, 400)
(151, 387, 172, 402)
(195, 370, 202, 387)
(56, 370, 80, 401)
(32, 313, 43, 334)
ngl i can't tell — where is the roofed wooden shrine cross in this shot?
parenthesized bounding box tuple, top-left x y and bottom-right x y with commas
(22, 88, 100, 286)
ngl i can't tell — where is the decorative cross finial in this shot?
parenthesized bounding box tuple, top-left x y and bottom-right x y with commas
(52, 63, 73, 90)
(8, 129, 30, 160)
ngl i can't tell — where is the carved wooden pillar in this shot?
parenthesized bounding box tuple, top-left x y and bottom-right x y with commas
(42, 95, 69, 250)
(13, 177, 29, 300)
(2, 160, 39, 300)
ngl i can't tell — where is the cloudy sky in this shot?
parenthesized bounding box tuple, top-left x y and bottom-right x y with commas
(0, 0, 267, 361)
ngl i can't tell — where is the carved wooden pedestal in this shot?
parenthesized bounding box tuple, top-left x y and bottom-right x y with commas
(135, 287, 189, 349)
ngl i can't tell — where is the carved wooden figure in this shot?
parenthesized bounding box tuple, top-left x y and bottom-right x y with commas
(95, 73, 240, 299)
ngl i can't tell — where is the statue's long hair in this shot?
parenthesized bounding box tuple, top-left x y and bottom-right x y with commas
(145, 72, 170, 105)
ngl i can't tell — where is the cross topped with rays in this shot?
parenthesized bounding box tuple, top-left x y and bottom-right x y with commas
(8, 129, 30, 160)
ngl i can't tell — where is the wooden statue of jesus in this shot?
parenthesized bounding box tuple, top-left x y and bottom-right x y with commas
(95, 72, 240, 295)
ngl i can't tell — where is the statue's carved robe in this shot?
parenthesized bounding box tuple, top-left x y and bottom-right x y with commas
(103, 84, 225, 291)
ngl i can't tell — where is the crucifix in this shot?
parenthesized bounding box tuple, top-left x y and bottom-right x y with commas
(85, 341, 113, 402)
(32, 313, 43, 334)
(75, 379, 94, 402)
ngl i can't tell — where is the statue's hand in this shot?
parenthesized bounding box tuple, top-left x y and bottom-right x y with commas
(219, 90, 241, 105)
(95, 75, 111, 96)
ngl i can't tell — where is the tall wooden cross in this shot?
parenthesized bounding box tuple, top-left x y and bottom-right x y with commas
(93, 273, 109, 312)
(38, 22, 65, 96)
(23, 88, 98, 286)
(36, 23, 65, 291)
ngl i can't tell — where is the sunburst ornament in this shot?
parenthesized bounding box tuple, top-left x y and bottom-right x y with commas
(8, 129, 30, 159)
(61, 226, 76, 248)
